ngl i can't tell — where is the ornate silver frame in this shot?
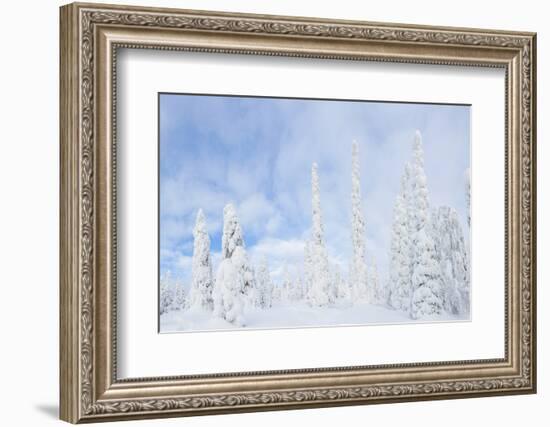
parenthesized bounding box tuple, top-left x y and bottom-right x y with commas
(60, 2, 537, 423)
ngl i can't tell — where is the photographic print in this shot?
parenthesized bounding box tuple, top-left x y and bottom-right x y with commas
(159, 93, 471, 333)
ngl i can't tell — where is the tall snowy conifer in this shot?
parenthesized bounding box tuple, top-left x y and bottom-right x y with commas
(213, 204, 255, 325)
(255, 257, 273, 309)
(465, 168, 471, 229)
(370, 257, 382, 304)
(221, 203, 244, 259)
(303, 240, 313, 304)
(410, 132, 430, 232)
(349, 141, 370, 303)
(307, 163, 333, 306)
(281, 264, 292, 303)
(189, 209, 214, 310)
(463, 168, 471, 312)
(409, 130, 444, 319)
(388, 167, 412, 311)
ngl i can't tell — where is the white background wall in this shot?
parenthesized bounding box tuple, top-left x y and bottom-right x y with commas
(0, 0, 545, 425)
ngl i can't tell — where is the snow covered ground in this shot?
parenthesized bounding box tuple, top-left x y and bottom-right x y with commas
(160, 302, 468, 333)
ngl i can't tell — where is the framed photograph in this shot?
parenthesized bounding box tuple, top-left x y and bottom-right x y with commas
(60, 2, 537, 423)
(158, 93, 472, 333)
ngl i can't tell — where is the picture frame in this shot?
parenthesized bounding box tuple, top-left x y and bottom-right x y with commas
(59, 2, 537, 423)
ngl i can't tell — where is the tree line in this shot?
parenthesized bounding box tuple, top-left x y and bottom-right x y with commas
(160, 130, 470, 324)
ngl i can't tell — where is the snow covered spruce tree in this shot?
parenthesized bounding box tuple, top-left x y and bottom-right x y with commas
(370, 257, 382, 304)
(287, 267, 304, 302)
(349, 141, 370, 303)
(303, 240, 313, 304)
(271, 283, 283, 305)
(160, 271, 187, 313)
(213, 204, 256, 325)
(333, 264, 351, 302)
(281, 262, 292, 304)
(170, 282, 187, 311)
(188, 209, 214, 311)
(388, 165, 413, 312)
(305, 163, 334, 306)
(295, 274, 305, 302)
(430, 206, 470, 315)
(255, 257, 273, 309)
(159, 271, 175, 315)
(465, 168, 471, 229)
(463, 168, 471, 312)
(231, 246, 258, 310)
(409, 130, 444, 319)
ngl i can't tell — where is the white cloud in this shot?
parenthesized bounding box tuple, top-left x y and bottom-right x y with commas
(250, 237, 305, 260)
(238, 193, 282, 236)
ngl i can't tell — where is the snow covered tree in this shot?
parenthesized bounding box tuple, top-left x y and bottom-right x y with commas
(410, 228, 445, 318)
(160, 271, 187, 313)
(465, 168, 471, 229)
(430, 206, 470, 315)
(370, 257, 383, 304)
(188, 209, 214, 311)
(221, 203, 244, 259)
(388, 166, 413, 312)
(223, 204, 256, 305)
(295, 274, 305, 302)
(255, 257, 273, 309)
(213, 204, 255, 325)
(286, 267, 304, 302)
(404, 161, 415, 272)
(410, 131, 430, 232)
(409, 130, 444, 319)
(333, 264, 351, 302)
(349, 141, 370, 303)
(213, 259, 245, 325)
(271, 283, 283, 305)
(303, 240, 313, 304)
(170, 281, 187, 311)
(463, 168, 471, 313)
(232, 246, 257, 308)
(306, 163, 334, 306)
(159, 271, 175, 315)
(280, 264, 292, 303)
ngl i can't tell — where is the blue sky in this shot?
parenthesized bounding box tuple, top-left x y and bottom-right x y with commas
(159, 93, 470, 287)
